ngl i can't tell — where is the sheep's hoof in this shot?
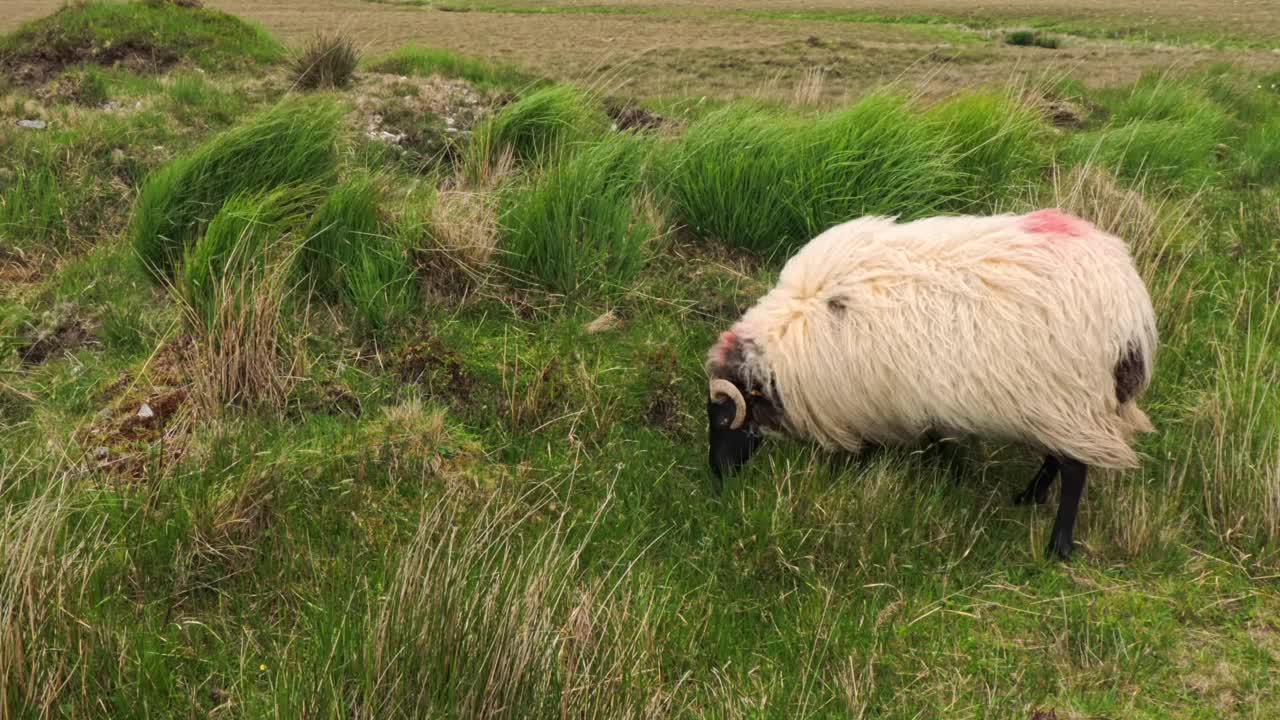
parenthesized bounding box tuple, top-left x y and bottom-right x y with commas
(1047, 535, 1075, 561)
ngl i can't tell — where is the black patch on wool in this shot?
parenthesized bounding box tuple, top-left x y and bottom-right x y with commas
(1114, 342, 1146, 405)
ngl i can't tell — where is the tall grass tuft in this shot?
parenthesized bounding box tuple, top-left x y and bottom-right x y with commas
(796, 94, 959, 235)
(1, 468, 109, 717)
(0, 163, 66, 252)
(300, 175, 385, 297)
(1075, 76, 1233, 188)
(667, 94, 960, 257)
(303, 177, 416, 336)
(131, 97, 341, 279)
(468, 85, 608, 172)
(925, 91, 1048, 210)
(1195, 297, 1280, 550)
(664, 102, 802, 255)
(177, 187, 314, 411)
(500, 135, 658, 294)
(363, 489, 668, 718)
(343, 232, 418, 337)
(1235, 118, 1280, 186)
(290, 32, 360, 90)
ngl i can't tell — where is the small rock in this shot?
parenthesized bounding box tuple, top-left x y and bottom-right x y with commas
(585, 310, 623, 334)
(137, 403, 155, 419)
(17, 119, 47, 130)
(110, 148, 126, 165)
(97, 408, 113, 420)
(368, 130, 406, 144)
(93, 446, 109, 461)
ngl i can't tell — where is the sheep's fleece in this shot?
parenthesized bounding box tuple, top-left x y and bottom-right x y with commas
(708, 210, 1157, 468)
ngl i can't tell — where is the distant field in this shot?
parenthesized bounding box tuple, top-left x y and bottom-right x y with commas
(6, 0, 1280, 101)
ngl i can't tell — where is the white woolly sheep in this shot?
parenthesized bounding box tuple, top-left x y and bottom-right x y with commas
(705, 209, 1157, 560)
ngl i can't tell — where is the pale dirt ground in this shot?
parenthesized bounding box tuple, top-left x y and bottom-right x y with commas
(5, 0, 1280, 101)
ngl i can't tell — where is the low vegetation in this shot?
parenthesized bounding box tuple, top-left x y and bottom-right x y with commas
(2, 2, 1279, 718)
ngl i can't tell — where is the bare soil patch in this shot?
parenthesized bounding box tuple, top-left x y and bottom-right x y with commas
(16, 311, 98, 365)
(395, 336, 477, 407)
(82, 341, 192, 480)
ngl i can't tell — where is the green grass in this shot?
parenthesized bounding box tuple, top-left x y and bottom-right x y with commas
(0, 162, 65, 252)
(130, 97, 342, 279)
(500, 135, 657, 294)
(469, 85, 609, 169)
(365, 46, 535, 89)
(179, 187, 313, 331)
(1004, 29, 1062, 48)
(301, 175, 385, 297)
(925, 90, 1049, 209)
(0, 0, 284, 81)
(667, 94, 1010, 257)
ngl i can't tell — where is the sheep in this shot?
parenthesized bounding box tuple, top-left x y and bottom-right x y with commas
(705, 209, 1157, 560)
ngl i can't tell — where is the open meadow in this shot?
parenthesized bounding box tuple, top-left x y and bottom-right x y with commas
(2, 0, 1279, 717)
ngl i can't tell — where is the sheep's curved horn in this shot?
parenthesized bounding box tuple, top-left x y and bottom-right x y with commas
(709, 378, 747, 430)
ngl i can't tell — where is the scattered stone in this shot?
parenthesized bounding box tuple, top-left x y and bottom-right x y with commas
(137, 403, 155, 419)
(16, 119, 47, 130)
(93, 446, 109, 461)
(585, 311, 623, 334)
(110, 148, 126, 165)
(368, 129, 406, 144)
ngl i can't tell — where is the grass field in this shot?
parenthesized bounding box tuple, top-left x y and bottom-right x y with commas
(2, 1, 1280, 718)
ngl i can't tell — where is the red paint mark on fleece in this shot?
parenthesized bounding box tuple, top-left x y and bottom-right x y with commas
(714, 330, 736, 364)
(1023, 209, 1090, 238)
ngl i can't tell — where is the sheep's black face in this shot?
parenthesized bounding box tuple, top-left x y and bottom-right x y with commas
(708, 398, 762, 480)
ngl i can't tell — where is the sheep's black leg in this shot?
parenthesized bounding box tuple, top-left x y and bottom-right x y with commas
(1048, 458, 1087, 561)
(1014, 455, 1059, 506)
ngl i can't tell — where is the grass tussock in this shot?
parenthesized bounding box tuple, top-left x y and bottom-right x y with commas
(178, 188, 314, 411)
(1005, 29, 1062, 49)
(1, 471, 109, 717)
(469, 85, 609, 171)
(301, 174, 385, 297)
(0, 163, 66, 253)
(291, 32, 360, 91)
(667, 93, 1029, 256)
(364, 46, 534, 90)
(131, 97, 341, 278)
(364, 490, 667, 718)
(500, 135, 659, 294)
(925, 90, 1048, 209)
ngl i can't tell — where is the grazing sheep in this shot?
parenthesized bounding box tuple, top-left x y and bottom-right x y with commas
(705, 209, 1157, 560)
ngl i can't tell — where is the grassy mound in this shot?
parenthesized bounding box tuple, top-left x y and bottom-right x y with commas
(0, 0, 284, 85)
(500, 136, 656, 294)
(131, 98, 342, 279)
